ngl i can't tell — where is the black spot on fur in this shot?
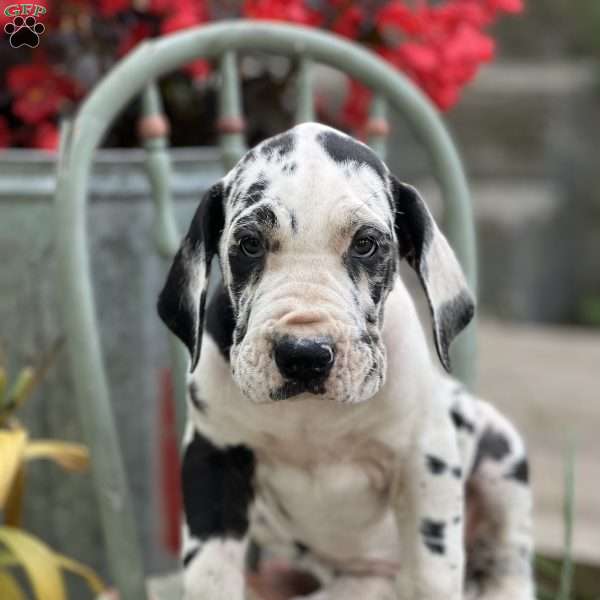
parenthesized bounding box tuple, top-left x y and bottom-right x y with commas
(289, 210, 298, 234)
(229, 235, 265, 301)
(205, 282, 235, 362)
(294, 541, 309, 556)
(282, 161, 297, 175)
(505, 457, 529, 484)
(421, 519, 446, 539)
(182, 432, 255, 541)
(260, 132, 295, 160)
(318, 130, 386, 180)
(426, 455, 448, 475)
(188, 382, 207, 413)
(241, 149, 256, 166)
(233, 312, 249, 346)
(365, 310, 377, 325)
(342, 248, 361, 284)
(367, 253, 396, 306)
(182, 547, 199, 567)
(242, 177, 269, 207)
(254, 204, 278, 229)
(420, 518, 446, 555)
(451, 466, 462, 479)
(453, 515, 461, 524)
(342, 228, 393, 298)
(450, 407, 475, 434)
(471, 428, 511, 475)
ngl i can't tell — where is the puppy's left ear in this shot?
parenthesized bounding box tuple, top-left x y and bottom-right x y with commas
(157, 183, 225, 372)
(391, 176, 475, 372)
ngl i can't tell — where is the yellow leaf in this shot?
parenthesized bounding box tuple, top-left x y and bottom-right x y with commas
(0, 570, 26, 600)
(24, 441, 90, 472)
(0, 550, 19, 568)
(55, 553, 106, 594)
(0, 429, 27, 509)
(4, 466, 25, 527)
(0, 527, 66, 600)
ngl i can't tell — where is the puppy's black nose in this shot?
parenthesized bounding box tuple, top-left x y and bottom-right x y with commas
(274, 337, 335, 382)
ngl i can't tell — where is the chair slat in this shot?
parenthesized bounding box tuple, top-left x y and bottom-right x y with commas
(295, 58, 315, 123)
(366, 95, 389, 160)
(139, 83, 179, 259)
(217, 51, 247, 170)
(139, 82, 188, 442)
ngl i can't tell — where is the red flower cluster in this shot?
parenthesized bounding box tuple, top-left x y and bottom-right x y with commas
(1, 0, 522, 150)
(4, 63, 82, 150)
(375, 0, 522, 111)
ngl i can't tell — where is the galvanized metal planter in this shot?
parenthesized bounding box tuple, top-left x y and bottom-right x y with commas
(54, 21, 477, 599)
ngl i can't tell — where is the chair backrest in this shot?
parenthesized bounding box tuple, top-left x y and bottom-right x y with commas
(55, 20, 477, 600)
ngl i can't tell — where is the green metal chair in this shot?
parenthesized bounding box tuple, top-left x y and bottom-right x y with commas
(55, 20, 477, 600)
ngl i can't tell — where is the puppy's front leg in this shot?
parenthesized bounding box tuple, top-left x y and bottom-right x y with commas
(393, 416, 464, 600)
(180, 424, 255, 600)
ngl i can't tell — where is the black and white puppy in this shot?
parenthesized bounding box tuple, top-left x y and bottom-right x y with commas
(158, 123, 534, 600)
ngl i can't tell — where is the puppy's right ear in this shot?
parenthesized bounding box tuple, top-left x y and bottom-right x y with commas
(157, 183, 225, 372)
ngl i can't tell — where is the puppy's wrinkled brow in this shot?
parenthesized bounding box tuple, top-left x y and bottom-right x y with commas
(235, 204, 279, 233)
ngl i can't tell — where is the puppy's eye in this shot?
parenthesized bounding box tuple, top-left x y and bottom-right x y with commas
(351, 236, 378, 258)
(239, 235, 265, 258)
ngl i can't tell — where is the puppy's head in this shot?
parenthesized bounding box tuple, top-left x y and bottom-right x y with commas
(158, 123, 474, 404)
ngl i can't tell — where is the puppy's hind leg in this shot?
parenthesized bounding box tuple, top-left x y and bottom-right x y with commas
(465, 402, 535, 600)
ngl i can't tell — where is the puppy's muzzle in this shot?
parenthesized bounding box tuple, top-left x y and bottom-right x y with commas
(274, 336, 335, 390)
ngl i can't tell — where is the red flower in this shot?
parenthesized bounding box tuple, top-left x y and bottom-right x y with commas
(376, 2, 424, 35)
(0, 117, 11, 149)
(31, 121, 60, 151)
(342, 79, 372, 131)
(186, 58, 211, 82)
(99, 0, 130, 18)
(243, 0, 322, 26)
(397, 42, 439, 74)
(161, 0, 207, 35)
(7, 64, 82, 124)
(486, 0, 523, 14)
(331, 6, 364, 39)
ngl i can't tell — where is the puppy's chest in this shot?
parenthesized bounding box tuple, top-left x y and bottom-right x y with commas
(253, 432, 397, 541)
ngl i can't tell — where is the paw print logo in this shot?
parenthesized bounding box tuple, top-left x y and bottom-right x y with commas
(4, 15, 45, 48)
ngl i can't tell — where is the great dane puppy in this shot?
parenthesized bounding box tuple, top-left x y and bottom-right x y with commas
(158, 123, 534, 600)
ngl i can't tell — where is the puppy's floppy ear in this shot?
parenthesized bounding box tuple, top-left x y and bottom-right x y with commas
(157, 183, 225, 372)
(390, 176, 475, 372)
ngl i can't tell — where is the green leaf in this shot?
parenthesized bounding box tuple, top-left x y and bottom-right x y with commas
(557, 439, 576, 600)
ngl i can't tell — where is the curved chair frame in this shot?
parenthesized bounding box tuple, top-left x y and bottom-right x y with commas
(55, 21, 477, 599)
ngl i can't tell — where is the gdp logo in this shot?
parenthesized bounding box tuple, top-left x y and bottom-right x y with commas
(3, 3, 47, 48)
